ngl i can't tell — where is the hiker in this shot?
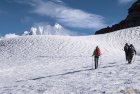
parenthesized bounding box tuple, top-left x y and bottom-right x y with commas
(92, 46, 101, 69)
(127, 44, 136, 64)
(124, 43, 129, 61)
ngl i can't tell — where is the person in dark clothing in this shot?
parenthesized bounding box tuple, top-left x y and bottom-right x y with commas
(92, 46, 101, 69)
(127, 44, 136, 64)
(124, 43, 129, 61)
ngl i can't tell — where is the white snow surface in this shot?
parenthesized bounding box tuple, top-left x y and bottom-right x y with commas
(0, 26, 140, 94)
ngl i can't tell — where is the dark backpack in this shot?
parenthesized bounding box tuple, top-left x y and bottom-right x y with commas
(128, 45, 136, 55)
(124, 44, 129, 52)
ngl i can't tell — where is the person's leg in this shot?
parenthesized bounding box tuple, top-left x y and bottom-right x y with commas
(94, 57, 97, 69)
(94, 57, 96, 69)
(130, 54, 134, 64)
(125, 52, 126, 60)
(95, 57, 99, 69)
(128, 54, 130, 64)
(128, 58, 131, 64)
(128, 54, 133, 64)
(126, 52, 128, 61)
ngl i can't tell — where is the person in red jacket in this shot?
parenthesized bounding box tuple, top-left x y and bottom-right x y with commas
(92, 46, 101, 69)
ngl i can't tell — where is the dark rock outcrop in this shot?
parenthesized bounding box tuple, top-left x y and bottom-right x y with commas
(95, 0, 140, 34)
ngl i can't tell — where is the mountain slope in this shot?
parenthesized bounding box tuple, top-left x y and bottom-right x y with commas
(0, 26, 140, 94)
(96, 0, 140, 34)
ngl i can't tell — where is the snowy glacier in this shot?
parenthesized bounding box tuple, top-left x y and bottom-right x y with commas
(0, 26, 140, 94)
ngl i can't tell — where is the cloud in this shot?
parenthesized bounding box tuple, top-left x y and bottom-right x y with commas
(118, 0, 135, 4)
(0, 23, 75, 40)
(14, 0, 107, 30)
(23, 22, 77, 36)
(3, 33, 19, 39)
(0, 33, 19, 40)
(33, 0, 107, 30)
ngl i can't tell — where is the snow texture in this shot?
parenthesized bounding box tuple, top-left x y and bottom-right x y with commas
(0, 26, 140, 94)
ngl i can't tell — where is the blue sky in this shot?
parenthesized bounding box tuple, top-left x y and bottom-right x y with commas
(0, 0, 136, 36)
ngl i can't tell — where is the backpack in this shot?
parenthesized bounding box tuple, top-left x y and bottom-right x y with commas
(128, 45, 135, 55)
(95, 48, 101, 57)
(124, 44, 129, 51)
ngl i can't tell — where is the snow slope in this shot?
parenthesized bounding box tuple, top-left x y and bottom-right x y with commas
(0, 26, 140, 94)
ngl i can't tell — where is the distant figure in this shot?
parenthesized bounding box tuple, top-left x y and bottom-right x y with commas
(92, 46, 101, 69)
(127, 44, 136, 64)
(124, 43, 129, 61)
